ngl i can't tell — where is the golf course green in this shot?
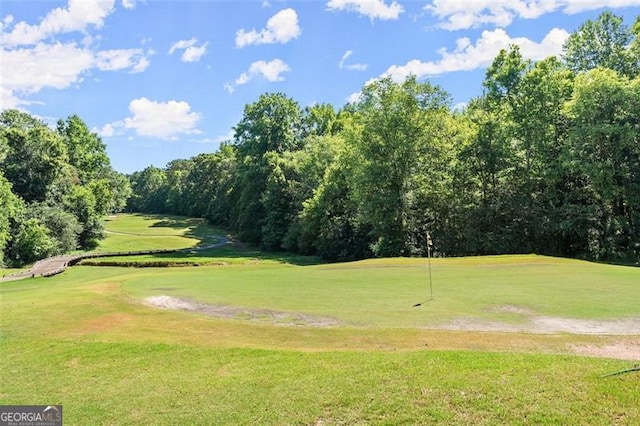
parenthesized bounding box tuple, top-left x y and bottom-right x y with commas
(1, 214, 638, 424)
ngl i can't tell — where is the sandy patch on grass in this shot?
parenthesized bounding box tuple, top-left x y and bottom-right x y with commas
(143, 295, 340, 327)
(439, 316, 640, 335)
(571, 340, 640, 361)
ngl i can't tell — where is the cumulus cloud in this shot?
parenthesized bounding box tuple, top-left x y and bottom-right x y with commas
(425, 0, 640, 30)
(235, 8, 301, 47)
(326, 0, 404, 21)
(225, 59, 291, 93)
(2, 42, 150, 101)
(0, 0, 149, 107)
(95, 122, 119, 137)
(2, 43, 94, 94)
(563, 0, 640, 14)
(168, 38, 208, 62)
(380, 27, 570, 82)
(0, 0, 115, 46)
(123, 98, 202, 139)
(96, 48, 150, 72)
(339, 50, 368, 71)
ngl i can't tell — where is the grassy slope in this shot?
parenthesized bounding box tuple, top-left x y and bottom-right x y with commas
(96, 214, 206, 252)
(1, 214, 638, 424)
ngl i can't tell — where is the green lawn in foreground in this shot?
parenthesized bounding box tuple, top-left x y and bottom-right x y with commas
(3, 339, 637, 425)
(1, 214, 638, 424)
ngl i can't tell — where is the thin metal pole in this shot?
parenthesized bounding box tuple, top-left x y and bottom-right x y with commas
(427, 232, 433, 301)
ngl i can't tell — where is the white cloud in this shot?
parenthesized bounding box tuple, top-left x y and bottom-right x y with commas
(1, 42, 151, 107)
(168, 38, 208, 62)
(241, 59, 291, 83)
(94, 120, 129, 138)
(2, 43, 95, 94)
(0, 1, 148, 107)
(563, 0, 640, 14)
(0, 86, 29, 110)
(121, 0, 136, 9)
(326, 0, 404, 21)
(223, 83, 235, 94)
(339, 50, 368, 71)
(225, 59, 291, 93)
(123, 98, 202, 140)
(235, 8, 301, 48)
(95, 48, 150, 72)
(181, 43, 208, 62)
(380, 27, 570, 82)
(168, 38, 196, 54)
(0, 0, 116, 46)
(425, 0, 640, 30)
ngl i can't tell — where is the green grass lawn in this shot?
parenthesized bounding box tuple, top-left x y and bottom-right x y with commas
(96, 214, 212, 252)
(120, 255, 639, 327)
(1, 214, 638, 424)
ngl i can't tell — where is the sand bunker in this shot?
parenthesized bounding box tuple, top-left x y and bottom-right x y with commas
(144, 295, 340, 327)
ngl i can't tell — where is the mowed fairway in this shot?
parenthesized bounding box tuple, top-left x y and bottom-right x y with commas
(1, 215, 639, 424)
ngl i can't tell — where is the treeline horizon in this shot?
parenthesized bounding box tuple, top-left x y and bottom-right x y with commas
(126, 13, 639, 263)
(2, 12, 638, 267)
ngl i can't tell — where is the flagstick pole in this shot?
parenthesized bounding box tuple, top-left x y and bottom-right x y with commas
(427, 232, 433, 301)
(428, 243, 433, 301)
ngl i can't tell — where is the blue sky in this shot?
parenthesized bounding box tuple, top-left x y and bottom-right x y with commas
(1, 1, 639, 173)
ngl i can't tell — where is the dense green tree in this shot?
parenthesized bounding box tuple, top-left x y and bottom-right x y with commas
(0, 109, 129, 265)
(509, 56, 574, 252)
(128, 166, 168, 213)
(0, 110, 69, 202)
(301, 103, 341, 138)
(234, 93, 302, 157)
(348, 76, 451, 256)
(232, 93, 302, 244)
(6, 218, 55, 266)
(164, 159, 193, 215)
(122, 13, 639, 263)
(563, 68, 640, 259)
(65, 185, 102, 249)
(0, 173, 24, 265)
(297, 159, 371, 260)
(28, 203, 81, 254)
(57, 115, 110, 184)
(563, 11, 638, 78)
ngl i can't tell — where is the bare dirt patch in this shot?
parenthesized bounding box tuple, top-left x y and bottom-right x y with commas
(438, 306, 640, 360)
(571, 340, 640, 361)
(143, 295, 341, 327)
(438, 315, 640, 335)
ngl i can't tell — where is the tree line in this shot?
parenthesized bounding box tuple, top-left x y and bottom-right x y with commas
(0, 111, 131, 267)
(2, 12, 638, 267)
(128, 12, 639, 263)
